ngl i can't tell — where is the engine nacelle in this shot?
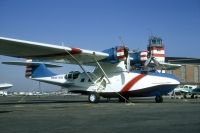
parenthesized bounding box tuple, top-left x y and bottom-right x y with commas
(103, 46, 150, 70)
(129, 50, 148, 68)
(140, 51, 148, 62)
(103, 46, 129, 63)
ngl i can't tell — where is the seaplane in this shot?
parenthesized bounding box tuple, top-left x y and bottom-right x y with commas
(0, 36, 185, 103)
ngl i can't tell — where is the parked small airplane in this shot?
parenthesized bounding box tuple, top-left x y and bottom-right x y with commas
(0, 36, 189, 103)
(0, 83, 13, 90)
(172, 85, 199, 99)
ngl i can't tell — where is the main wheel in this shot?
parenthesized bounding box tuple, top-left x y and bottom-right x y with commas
(88, 92, 100, 103)
(183, 93, 187, 99)
(155, 95, 163, 103)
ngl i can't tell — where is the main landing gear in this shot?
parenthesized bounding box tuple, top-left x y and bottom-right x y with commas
(88, 93, 164, 103)
(118, 96, 129, 103)
(155, 95, 163, 103)
(88, 92, 100, 103)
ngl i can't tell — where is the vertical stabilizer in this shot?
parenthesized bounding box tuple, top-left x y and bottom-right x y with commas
(25, 63, 57, 79)
(2, 61, 61, 79)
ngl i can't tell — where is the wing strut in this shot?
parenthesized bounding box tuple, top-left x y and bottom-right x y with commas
(93, 52, 111, 84)
(64, 50, 129, 102)
(65, 49, 95, 84)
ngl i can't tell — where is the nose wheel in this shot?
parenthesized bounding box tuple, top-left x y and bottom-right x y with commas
(155, 95, 163, 103)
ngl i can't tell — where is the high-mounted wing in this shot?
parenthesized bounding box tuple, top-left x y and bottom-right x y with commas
(0, 37, 109, 65)
(2, 61, 62, 68)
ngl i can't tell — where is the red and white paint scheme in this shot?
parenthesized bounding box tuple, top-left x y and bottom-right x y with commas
(149, 46, 165, 62)
(116, 47, 128, 61)
(0, 37, 182, 103)
(117, 49, 125, 59)
(148, 36, 165, 63)
(140, 51, 148, 62)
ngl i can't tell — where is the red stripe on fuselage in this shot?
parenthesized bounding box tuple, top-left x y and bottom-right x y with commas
(121, 74, 146, 92)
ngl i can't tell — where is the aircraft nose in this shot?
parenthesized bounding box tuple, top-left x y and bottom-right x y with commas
(169, 75, 180, 85)
(173, 78, 180, 85)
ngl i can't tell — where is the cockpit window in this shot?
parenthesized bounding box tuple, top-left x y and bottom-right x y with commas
(67, 73, 72, 79)
(65, 71, 80, 80)
(73, 71, 80, 79)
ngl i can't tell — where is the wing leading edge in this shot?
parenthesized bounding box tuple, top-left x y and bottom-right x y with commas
(0, 37, 109, 65)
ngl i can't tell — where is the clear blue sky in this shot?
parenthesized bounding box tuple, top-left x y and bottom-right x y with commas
(0, 0, 200, 91)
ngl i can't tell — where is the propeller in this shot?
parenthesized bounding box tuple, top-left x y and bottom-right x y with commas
(144, 56, 161, 70)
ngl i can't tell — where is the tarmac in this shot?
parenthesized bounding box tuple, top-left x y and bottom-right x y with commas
(0, 95, 200, 133)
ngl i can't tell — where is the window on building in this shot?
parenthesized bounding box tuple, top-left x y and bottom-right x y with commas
(152, 40, 156, 44)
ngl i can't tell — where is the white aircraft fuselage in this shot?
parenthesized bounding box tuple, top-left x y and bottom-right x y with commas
(31, 61, 180, 101)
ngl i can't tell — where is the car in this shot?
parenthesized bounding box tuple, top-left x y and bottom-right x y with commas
(190, 88, 200, 99)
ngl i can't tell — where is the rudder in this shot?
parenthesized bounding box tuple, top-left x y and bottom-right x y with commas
(25, 63, 57, 79)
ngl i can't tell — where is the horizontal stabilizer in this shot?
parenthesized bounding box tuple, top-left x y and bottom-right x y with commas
(2, 61, 62, 68)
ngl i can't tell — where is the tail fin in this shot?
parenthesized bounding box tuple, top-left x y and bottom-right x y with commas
(25, 63, 57, 78)
(2, 61, 62, 78)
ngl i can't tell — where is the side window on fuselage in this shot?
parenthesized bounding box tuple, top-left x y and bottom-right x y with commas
(66, 71, 80, 80)
(73, 71, 80, 79)
(67, 73, 72, 79)
(80, 78, 85, 82)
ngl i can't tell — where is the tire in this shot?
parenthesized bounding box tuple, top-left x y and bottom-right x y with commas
(155, 95, 163, 103)
(88, 92, 100, 103)
(183, 94, 187, 99)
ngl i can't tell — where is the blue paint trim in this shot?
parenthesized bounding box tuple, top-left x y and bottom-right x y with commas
(129, 84, 178, 97)
(132, 70, 180, 81)
(150, 72, 180, 80)
(100, 84, 178, 98)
